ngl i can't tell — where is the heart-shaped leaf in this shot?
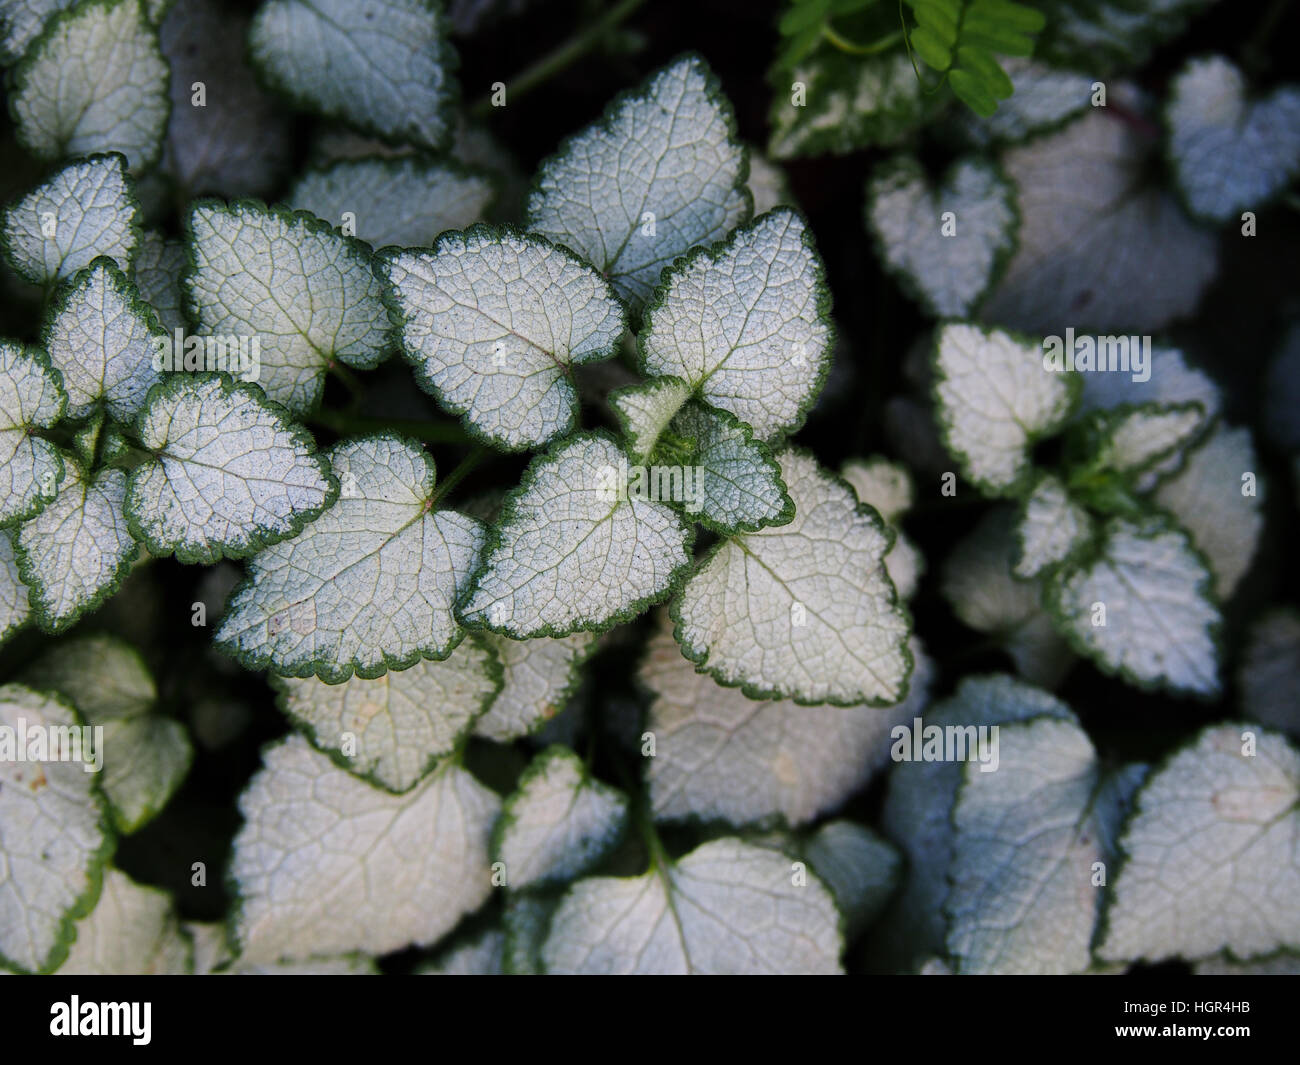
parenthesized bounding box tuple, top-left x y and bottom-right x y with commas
(1071, 401, 1206, 480)
(493, 746, 628, 891)
(460, 432, 694, 638)
(983, 103, 1218, 333)
(42, 257, 164, 424)
(932, 322, 1079, 497)
(185, 201, 390, 413)
(10, 0, 169, 170)
(1, 154, 139, 285)
(542, 838, 842, 974)
(946, 716, 1135, 974)
(1098, 724, 1300, 964)
(638, 208, 832, 441)
(230, 734, 498, 963)
(0, 342, 66, 527)
(125, 374, 336, 564)
(0, 684, 114, 974)
(526, 54, 750, 310)
(1167, 56, 1300, 223)
(14, 459, 137, 633)
(867, 155, 1017, 317)
(609, 376, 694, 464)
(249, 0, 456, 150)
(673, 447, 912, 705)
(1044, 515, 1220, 697)
(669, 400, 793, 534)
(383, 226, 625, 451)
(215, 435, 485, 682)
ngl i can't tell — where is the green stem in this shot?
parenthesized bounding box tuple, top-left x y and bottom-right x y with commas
(1242, 0, 1289, 73)
(431, 445, 488, 505)
(821, 24, 903, 56)
(469, 0, 648, 118)
(308, 408, 475, 445)
(636, 800, 672, 876)
(327, 361, 366, 406)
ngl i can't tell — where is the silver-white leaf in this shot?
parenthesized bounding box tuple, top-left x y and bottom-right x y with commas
(231, 735, 499, 963)
(1153, 424, 1264, 600)
(933, 322, 1077, 496)
(186, 201, 390, 413)
(273, 635, 499, 792)
(527, 55, 750, 310)
(460, 433, 693, 638)
(1044, 517, 1220, 696)
(216, 435, 484, 681)
(643, 618, 933, 826)
(58, 869, 191, 975)
(472, 631, 597, 742)
(1014, 474, 1091, 579)
(1167, 56, 1300, 223)
(1098, 725, 1300, 964)
(126, 375, 336, 564)
(291, 157, 493, 249)
(15, 461, 137, 633)
(0, 684, 112, 974)
(639, 209, 830, 440)
(0, 538, 30, 644)
(10, 0, 168, 170)
(671, 400, 792, 533)
(0, 154, 138, 285)
(132, 230, 186, 334)
(0, 342, 66, 527)
(385, 228, 624, 451)
(674, 448, 911, 705)
(983, 104, 1218, 333)
(609, 375, 693, 462)
(495, 746, 627, 890)
(869, 674, 1077, 972)
(867, 156, 1016, 317)
(249, 0, 455, 150)
(43, 258, 162, 423)
(946, 716, 1114, 974)
(542, 837, 841, 974)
